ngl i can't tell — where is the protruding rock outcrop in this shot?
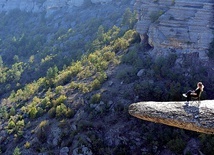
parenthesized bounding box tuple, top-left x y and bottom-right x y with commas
(135, 0, 214, 59)
(129, 100, 214, 134)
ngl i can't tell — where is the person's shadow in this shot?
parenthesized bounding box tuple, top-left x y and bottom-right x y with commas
(183, 102, 200, 120)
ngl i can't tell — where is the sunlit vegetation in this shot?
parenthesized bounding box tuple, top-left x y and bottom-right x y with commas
(0, 20, 139, 149)
(0, 6, 135, 96)
(13, 147, 21, 155)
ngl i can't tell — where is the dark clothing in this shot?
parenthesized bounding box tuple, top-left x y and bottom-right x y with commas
(186, 88, 201, 101)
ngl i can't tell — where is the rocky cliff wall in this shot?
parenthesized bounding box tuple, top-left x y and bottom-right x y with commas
(0, 0, 113, 13)
(135, 0, 214, 59)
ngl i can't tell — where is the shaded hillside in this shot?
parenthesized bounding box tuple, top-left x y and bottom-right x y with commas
(0, 1, 135, 98)
(1, 24, 214, 154)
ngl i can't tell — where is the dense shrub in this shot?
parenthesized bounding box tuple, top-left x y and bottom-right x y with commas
(36, 120, 49, 143)
(28, 106, 38, 119)
(55, 85, 63, 95)
(13, 147, 21, 155)
(208, 39, 214, 59)
(116, 67, 137, 84)
(122, 8, 137, 28)
(48, 107, 56, 118)
(167, 138, 186, 154)
(90, 79, 101, 90)
(24, 141, 31, 149)
(56, 103, 74, 119)
(9, 107, 16, 116)
(112, 38, 129, 52)
(90, 93, 101, 104)
(199, 134, 214, 154)
(7, 117, 25, 137)
(53, 95, 67, 107)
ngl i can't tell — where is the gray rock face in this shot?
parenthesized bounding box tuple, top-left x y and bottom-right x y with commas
(0, 0, 112, 13)
(129, 100, 214, 134)
(135, 0, 214, 59)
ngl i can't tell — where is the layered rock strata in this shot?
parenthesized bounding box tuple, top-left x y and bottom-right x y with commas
(135, 0, 214, 59)
(129, 100, 214, 134)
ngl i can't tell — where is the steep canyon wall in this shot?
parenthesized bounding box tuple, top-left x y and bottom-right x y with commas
(0, 0, 213, 59)
(0, 0, 113, 13)
(135, 0, 214, 59)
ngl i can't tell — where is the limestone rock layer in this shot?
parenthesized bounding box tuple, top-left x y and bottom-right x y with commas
(129, 100, 214, 134)
(135, 0, 214, 59)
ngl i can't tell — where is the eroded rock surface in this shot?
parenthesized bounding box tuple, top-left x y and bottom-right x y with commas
(129, 100, 214, 134)
(135, 0, 214, 59)
(0, 0, 113, 13)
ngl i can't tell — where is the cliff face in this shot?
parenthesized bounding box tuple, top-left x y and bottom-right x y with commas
(129, 100, 214, 134)
(0, 0, 113, 13)
(135, 0, 214, 59)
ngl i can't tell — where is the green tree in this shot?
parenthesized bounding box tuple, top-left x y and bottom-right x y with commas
(13, 147, 21, 155)
(208, 39, 214, 59)
(0, 55, 3, 68)
(122, 8, 137, 28)
(13, 55, 19, 63)
(29, 106, 38, 119)
(46, 65, 58, 86)
(36, 120, 49, 143)
(97, 25, 105, 42)
(46, 65, 58, 79)
(28, 55, 35, 64)
(9, 107, 16, 116)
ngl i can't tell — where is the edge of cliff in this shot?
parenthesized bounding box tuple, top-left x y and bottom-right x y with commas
(129, 100, 214, 134)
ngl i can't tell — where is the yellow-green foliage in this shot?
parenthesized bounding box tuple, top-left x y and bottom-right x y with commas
(24, 141, 31, 149)
(53, 95, 67, 107)
(54, 61, 82, 85)
(55, 85, 64, 94)
(7, 117, 25, 136)
(28, 106, 38, 119)
(0, 106, 9, 119)
(90, 93, 101, 104)
(56, 103, 74, 118)
(40, 96, 52, 109)
(36, 120, 49, 143)
(123, 30, 140, 44)
(90, 79, 101, 90)
(45, 27, 137, 96)
(9, 78, 45, 103)
(70, 81, 78, 89)
(70, 81, 89, 93)
(112, 38, 129, 52)
(7, 119, 16, 132)
(13, 147, 21, 155)
(77, 83, 90, 93)
(9, 107, 16, 116)
(26, 96, 41, 119)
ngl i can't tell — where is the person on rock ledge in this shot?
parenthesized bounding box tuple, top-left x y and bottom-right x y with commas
(182, 82, 204, 104)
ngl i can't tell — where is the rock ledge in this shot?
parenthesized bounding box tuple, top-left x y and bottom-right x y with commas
(129, 100, 214, 134)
